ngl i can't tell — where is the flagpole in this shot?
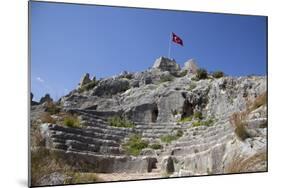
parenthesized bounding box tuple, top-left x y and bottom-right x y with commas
(168, 32, 172, 59)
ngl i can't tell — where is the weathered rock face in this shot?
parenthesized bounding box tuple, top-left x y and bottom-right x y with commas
(39, 94, 53, 104)
(183, 59, 198, 74)
(125, 103, 158, 123)
(79, 73, 91, 87)
(92, 78, 130, 97)
(31, 57, 267, 185)
(152, 57, 180, 75)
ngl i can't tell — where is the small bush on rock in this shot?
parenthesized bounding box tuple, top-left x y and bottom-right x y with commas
(212, 71, 224, 78)
(161, 130, 183, 144)
(196, 68, 208, 80)
(108, 116, 135, 128)
(123, 134, 149, 156)
(149, 143, 163, 150)
(193, 111, 203, 120)
(230, 112, 250, 141)
(78, 80, 98, 93)
(192, 119, 214, 127)
(177, 116, 192, 123)
(65, 173, 100, 184)
(160, 74, 174, 83)
(63, 114, 81, 128)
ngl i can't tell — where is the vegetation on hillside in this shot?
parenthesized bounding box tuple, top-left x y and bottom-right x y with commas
(108, 116, 135, 128)
(122, 134, 149, 156)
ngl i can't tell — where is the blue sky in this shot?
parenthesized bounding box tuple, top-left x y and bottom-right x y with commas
(30, 1, 267, 101)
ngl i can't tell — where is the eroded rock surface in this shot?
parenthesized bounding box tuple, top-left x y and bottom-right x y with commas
(31, 57, 267, 184)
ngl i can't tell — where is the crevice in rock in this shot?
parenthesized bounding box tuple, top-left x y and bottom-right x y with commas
(147, 158, 158, 172)
(151, 105, 159, 122)
(181, 100, 194, 119)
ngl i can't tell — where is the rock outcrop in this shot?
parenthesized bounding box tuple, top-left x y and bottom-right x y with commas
(79, 73, 91, 87)
(183, 59, 198, 74)
(31, 57, 267, 185)
(152, 57, 180, 75)
(39, 94, 53, 104)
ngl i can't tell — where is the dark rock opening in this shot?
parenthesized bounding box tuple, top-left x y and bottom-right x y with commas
(147, 158, 158, 173)
(181, 100, 193, 118)
(151, 105, 159, 122)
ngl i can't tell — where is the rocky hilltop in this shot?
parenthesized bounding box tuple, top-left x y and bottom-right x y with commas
(31, 57, 267, 186)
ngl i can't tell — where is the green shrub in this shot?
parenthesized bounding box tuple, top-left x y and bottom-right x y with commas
(193, 111, 203, 120)
(191, 77, 199, 81)
(192, 119, 214, 127)
(160, 130, 183, 144)
(149, 143, 163, 150)
(123, 134, 149, 156)
(78, 80, 98, 92)
(192, 121, 203, 127)
(65, 173, 100, 184)
(196, 68, 208, 80)
(177, 116, 192, 123)
(212, 71, 224, 78)
(107, 116, 135, 128)
(160, 74, 174, 83)
(160, 135, 177, 144)
(63, 114, 81, 128)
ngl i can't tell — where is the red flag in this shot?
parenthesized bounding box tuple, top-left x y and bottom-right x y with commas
(172, 32, 183, 46)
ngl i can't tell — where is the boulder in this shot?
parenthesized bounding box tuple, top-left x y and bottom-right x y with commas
(152, 57, 180, 75)
(183, 59, 198, 74)
(92, 78, 130, 97)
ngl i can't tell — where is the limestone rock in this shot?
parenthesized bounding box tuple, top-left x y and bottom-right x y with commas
(79, 73, 91, 87)
(31, 56, 267, 184)
(125, 103, 158, 123)
(183, 59, 199, 74)
(92, 78, 130, 97)
(152, 57, 180, 75)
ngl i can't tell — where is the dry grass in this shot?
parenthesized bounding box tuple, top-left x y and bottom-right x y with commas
(230, 112, 250, 141)
(249, 92, 267, 111)
(64, 172, 100, 184)
(31, 148, 72, 186)
(40, 112, 56, 124)
(45, 101, 60, 115)
(31, 148, 101, 186)
(226, 152, 267, 173)
(63, 114, 81, 128)
(230, 91, 267, 141)
(30, 126, 45, 148)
